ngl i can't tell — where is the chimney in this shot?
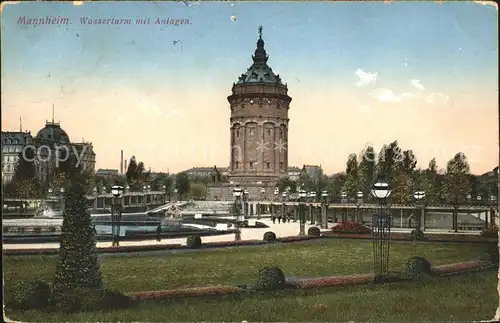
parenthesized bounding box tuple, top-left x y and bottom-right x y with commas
(120, 150, 124, 174)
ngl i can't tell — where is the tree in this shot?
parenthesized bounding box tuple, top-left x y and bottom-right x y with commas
(358, 145, 376, 198)
(443, 152, 471, 232)
(189, 183, 207, 200)
(376, 140, 403, 183)
(51, 175, 103, 302)
(175, 172, 190, 201)
(390, 168, 413, 204)
(276, 177, 297, 193)
(13, 148, 36, 181)
(297, 165, 314, 191)
(56, 149, 83, 181)
(49, 172, 71, 195)
(342, 153, 359, 199)
(126, 156, 138, 183)
(325, 172, 347, 202)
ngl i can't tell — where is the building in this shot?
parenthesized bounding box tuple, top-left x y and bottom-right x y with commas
(1, 130, 34, 183)
(95, 169, 119, 177)
(301, 164, 323, 183)
(184, 166, 229, 178)
(1, 118, 96, 185)
(212, 26, 292, 200)
(287, 166, 302, 181)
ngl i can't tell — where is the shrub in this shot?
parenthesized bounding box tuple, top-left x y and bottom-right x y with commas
(307, 227, 321, 237)
(486, 242, 499, 267)
(49, 226, 57, 233)
(331, 221, 371, 234)
(34, 227, 42, 234)
(410, 229, 425, 241)
(481, 225, 499, 239)
(263, 231, 277, 242)
(254, 266, 286, 290)
(3, 226, 9, 233)
(186, 235, 202, 249)
(7, 280, 51, 310)
(49, 287, 132, 312)
(404, 256, 432, 280)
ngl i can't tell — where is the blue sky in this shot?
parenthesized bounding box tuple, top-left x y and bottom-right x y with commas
(1, 1, 498, 174)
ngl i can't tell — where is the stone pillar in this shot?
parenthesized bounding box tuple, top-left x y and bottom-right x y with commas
(256, 203, 261, 219)
(294, 205, 298, 222)
(485, 210, 489, 229)
(309, 204, 314, 224)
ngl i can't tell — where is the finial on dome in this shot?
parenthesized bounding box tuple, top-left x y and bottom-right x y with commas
(258, 25, 263, 39)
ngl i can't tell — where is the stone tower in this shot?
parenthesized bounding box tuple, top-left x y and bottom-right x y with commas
(227, 26, 292, 197)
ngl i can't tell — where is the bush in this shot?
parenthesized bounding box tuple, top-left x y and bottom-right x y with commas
(254, 266, 286, 290)
(331, 222, 371, 234)
(186, 235, 202, 249)
(3, 226, 9, 233)
(7, 281, 51, 310)
(50, 287, 132, 312)
(263, 231, 277, 243)
(307, 227, 321, 237)
(49, 226, 57, 233)
(486, 242, 499, 267)
(410, 229, 425, 241)
(481, 225, 499, 239)
(404, 256, 432, 280)
(34, 227, 42, 234)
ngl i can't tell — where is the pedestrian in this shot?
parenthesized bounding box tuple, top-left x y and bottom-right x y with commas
(278, 213, 282, 224)
(92, 225, 97, 235)
(156, 225, 162, 242)
(272, 215, 276, 224)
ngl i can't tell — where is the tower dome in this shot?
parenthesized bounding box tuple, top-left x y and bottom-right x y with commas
(36, 121, 70, 144)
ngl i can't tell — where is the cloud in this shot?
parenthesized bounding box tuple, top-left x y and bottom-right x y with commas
(369, 88, 417, 103)
(355, 69, 377, 87)
(409, 79, 425, 92)
(426, 92, 449, 104)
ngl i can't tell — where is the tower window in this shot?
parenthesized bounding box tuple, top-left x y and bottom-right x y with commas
(280, 130, 283, 138)
(249, 162, 254, 169)
(236, 130, 240, 138)
(235, 162, 239, 169)
(266, 129, 271, 136)
(266, 162, 270, 169)
(249, 128, 255, 136)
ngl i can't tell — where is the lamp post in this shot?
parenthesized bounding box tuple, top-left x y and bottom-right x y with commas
(490, 195, 497, 227)
(356, 191, 364, 223)
(307, 191, 315, 224)
(111, 185, 124, 247)
(298, 189, 307, 235)
(174, 188, 179, 202)
(467, 193, 472, 204)
(243, 189, 249, 219)
(143, 185, 151, 211)
(413, 191, 426, 231)
(341, 191, 348, 222)
(233, 186, 243, 241)
(476, 195, 482, 205)
(162, 185, 167, 204)
(259, 188, 266, 220)
(59, 188, 65, 214)
(371, 181, 392, 284)
(321, 190, 329, 228)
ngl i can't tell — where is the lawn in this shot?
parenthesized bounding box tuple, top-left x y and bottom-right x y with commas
(3, 239, 490, 293)
(5, 270, 498, 322)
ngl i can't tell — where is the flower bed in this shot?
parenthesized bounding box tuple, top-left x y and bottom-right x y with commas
(278, 236, 324, 243)
(130, 286, 241, 300)
(203, 240, 266, 248)
(3, 243, 184, 255)
(331, 222, 371, 234)
(126, 260, 491, 300)
(322, 232, 407, 240)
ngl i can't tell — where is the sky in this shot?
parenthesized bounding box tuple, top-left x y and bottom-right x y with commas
(1, 1, 498, 175)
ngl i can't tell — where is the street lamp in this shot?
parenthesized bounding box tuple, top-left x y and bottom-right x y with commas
(243, 189, 249, 218)
(413, 191, 426, 230)
(111, 185, 124, 247)
(341, 191, 347, 203)
(371, 181, 392, 284)
(143, 185, 151, 211)
(356, 191, 364, 223)
(467, 193, 472, 203)
(233, 186, 243, 241)
(174, 188, 179, 202)
(162, 185, 167, 204)
(321, 190, 329, 228)
(298, 189, 307, 235)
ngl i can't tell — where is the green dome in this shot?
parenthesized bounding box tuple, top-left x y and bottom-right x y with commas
(35, 122, 70, 144)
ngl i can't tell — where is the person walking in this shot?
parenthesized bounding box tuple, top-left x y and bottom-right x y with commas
(156, 225, 162, 242)
(278, 213, 282, 224)
(272, 215, 276, 224)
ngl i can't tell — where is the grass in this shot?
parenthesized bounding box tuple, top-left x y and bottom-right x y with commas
(5, 270, 498, 322)
(4, 239, 491, 293)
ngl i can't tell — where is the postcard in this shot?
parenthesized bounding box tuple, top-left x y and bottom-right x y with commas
(1, 1, 498, 322)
